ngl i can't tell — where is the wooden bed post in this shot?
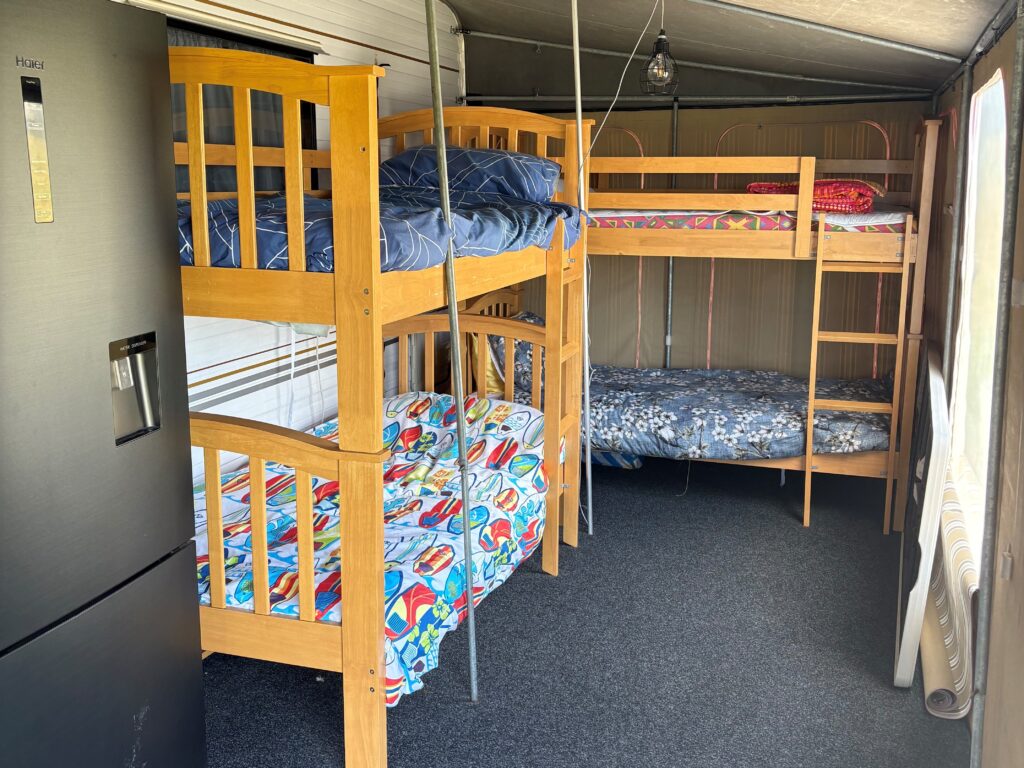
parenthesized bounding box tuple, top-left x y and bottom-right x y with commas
(892, 118, 941, 532)
(559, 119, 590, 547)
(330, 71, 388, 768)
(542, 221, 566, 576)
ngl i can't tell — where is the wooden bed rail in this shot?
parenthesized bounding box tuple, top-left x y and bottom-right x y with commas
(463, 286, 523, 317)
(191, 412, 386, 631)
(169, 47, 384, 275)
(386, 312, 547, 406)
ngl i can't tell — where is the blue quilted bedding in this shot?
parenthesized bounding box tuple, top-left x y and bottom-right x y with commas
(176, 189, 581, 272)
(589, 366, 892, 461)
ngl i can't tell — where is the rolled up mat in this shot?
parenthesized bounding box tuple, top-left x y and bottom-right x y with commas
(921, 579, 959, 716)
(920, 474, 978, 719)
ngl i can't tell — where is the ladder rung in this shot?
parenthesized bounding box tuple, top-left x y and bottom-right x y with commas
(562, 341, 580, 361)
(822, 262, 904, 274)
(559, 413, 578, 438)
(818, 331, 899, 345)
(813, 398, 892, 414)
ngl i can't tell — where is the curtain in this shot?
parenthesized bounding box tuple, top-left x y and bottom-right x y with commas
(168, 24, 313, 193)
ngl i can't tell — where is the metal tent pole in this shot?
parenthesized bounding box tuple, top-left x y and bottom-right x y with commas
(424, 0, 478, 702)
(665, 96, 678, 369)
(941, 65, 973, 393)
(469, 93, 930, 106)
(970, 4, 1024, 761)
(453, 29, 932, 94)
(570, 0, 594, 535)
(686, 0, 959, 63)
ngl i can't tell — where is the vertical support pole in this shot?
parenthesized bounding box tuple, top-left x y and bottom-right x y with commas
(883, 221, 913, 535)
(665, 96, 679, 368)
(330, 74, 383, 453)
(942, 70, 974, 390)
(328, 70, 388, 768)
(339, 458, 387, 768)
(542, 223, 565, 574)
(570, 0, 594, 535)
(794, 156, 816, 261)
(425, 0, 479, 703)
(893, 119, 941, 531)
(804, 219, 828, 526)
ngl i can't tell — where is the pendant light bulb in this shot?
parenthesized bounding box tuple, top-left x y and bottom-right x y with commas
(640, 29, 679, 95)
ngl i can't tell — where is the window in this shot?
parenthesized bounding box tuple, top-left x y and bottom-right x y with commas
(949, 70, 1007, 555)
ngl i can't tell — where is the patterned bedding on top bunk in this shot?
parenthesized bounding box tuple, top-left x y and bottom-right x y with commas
(589, 366, 892, 461)
(178, 147, 582, 272)
(588, 206, 909, 233)
(193, 391, 551, 706)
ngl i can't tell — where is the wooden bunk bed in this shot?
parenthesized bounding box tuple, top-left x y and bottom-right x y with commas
(581, 119, 941, 532)
(171, 48, 587, 768)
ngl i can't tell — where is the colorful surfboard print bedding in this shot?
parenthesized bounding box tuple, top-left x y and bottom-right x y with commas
(193, 392, 550, 706)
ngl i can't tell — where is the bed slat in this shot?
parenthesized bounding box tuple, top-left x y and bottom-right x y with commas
(478, 125, 489, 149)
(531, 345, 542, 408)
(503, 338, 515, 401)
(232, 87, 257, 269)
(185, 83, 210, 267)
(204, 448, 226, 610)
(250, 457, 270, 616)
(394, 132, 405, 154)
(283, 98, 306, 272)
(508, 128, 519, 152)
(476, 332, 488, 400)
(424, 332, 435, 391)
(295, 469, 316, 622)
(398, 334, 409, 394)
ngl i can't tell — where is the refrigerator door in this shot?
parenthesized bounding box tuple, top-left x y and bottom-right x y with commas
(0, 0, 193, 649)
(0, 544, 206, 768)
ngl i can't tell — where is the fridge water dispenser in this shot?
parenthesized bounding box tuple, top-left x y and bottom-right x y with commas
(109, 332, 161, 445)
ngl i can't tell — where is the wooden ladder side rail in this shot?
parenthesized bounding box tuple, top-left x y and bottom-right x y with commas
(893, 118, 942, 532)
(804, 220, 829, 526)
(881, 215, 915, 534)
(541, 220, 567, 577)
(328, 72, 389, 768)
(558, 119, 589, 548)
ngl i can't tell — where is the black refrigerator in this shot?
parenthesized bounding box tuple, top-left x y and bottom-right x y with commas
(0, 0, 206, 765)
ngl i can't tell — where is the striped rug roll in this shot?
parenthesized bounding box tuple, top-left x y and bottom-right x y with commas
(921, 471, 978, 719)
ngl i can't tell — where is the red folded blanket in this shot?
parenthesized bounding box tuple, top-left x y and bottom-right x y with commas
(746, 178, 883, 214)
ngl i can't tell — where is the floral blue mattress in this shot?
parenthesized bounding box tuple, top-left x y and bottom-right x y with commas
(589, 366, 892, 461)
(177, 189, 581, 273)
(193, 392, 550, 706)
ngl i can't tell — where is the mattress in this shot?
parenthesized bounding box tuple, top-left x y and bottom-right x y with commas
(589, 366, 892, 462)
(588, 206, 908, 233)
(178, 188, 582, 273)
(193, 391, 550, 706)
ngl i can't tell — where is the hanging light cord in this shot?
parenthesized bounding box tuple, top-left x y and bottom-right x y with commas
(587, 0, 661, 155)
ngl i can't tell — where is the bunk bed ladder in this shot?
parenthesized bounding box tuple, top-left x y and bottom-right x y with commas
(805, 215, 912, 528)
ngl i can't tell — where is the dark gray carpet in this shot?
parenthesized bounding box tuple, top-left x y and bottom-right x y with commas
(203, 460, 970, 768)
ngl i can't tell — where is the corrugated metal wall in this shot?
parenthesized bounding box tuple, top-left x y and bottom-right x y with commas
(524, 100, 929, 379)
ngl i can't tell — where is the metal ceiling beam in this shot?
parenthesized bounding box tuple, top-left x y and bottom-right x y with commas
(686, 0, 959, 63)
(934, 0, 1018, 96)
(455, 29, 933, 93)
(466, 92, 929, 106)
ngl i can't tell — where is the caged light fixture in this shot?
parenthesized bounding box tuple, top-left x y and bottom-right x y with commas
(640, 0, 678, 95)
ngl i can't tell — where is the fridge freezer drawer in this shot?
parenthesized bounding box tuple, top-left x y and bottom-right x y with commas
(0, 544, 206, 767)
